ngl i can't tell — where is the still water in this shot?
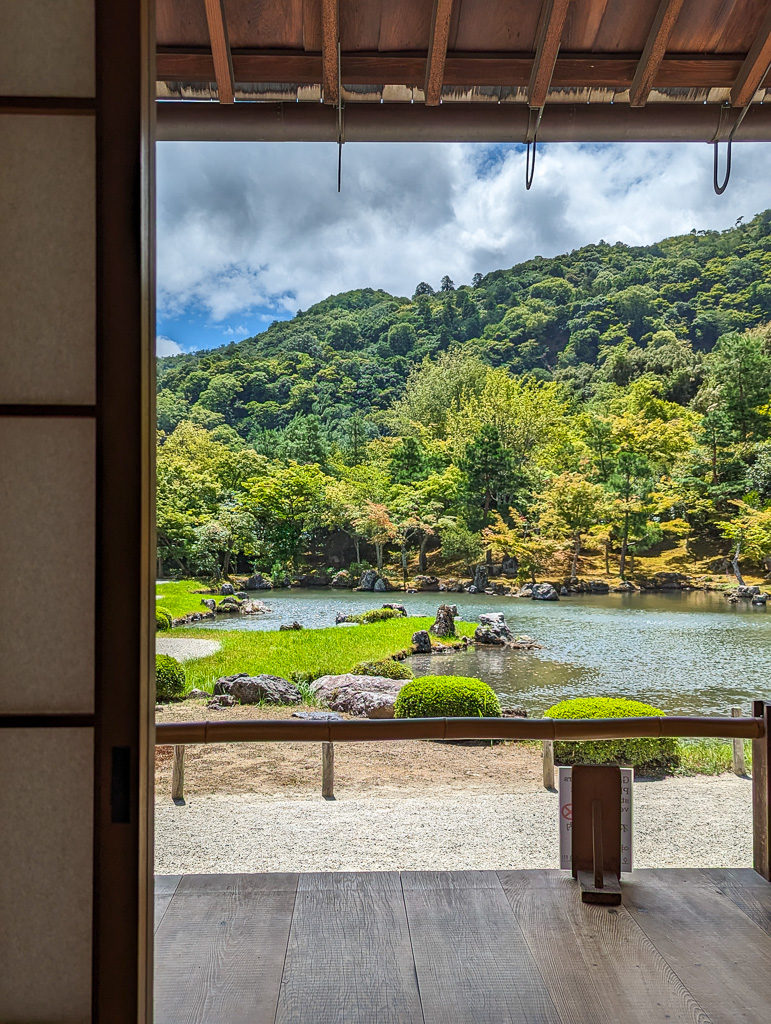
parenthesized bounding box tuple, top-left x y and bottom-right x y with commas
(194, 588, 770, 716)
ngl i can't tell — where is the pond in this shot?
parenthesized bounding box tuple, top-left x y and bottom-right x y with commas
(194, 588, 771, 717)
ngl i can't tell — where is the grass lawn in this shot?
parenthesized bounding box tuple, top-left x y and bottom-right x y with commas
(172, 616, 476, 693)
(156, 578, 217, 619)
(675, 737, 752, 775)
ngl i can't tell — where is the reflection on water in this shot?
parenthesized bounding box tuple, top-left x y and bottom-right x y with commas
(185, 587, 771, 716)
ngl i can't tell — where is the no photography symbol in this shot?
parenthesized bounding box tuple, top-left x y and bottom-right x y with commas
(561, 803, 573, 821)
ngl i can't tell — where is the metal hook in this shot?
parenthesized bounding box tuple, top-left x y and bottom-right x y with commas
(713, 137, 732, 195)
(525, 138, 537, 190)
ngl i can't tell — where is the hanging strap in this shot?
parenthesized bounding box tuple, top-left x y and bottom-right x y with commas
(710, 99, 754, 196)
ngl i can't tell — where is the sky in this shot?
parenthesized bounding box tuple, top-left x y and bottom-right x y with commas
(156, 140, 771, 356)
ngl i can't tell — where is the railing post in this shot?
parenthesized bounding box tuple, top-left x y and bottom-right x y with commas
(731, 707, 747, 775)
(752, 701, 770, 880)
(322, 741, 335, 799)
(543, 739, 555, 789)
(172, 744, 185, 803)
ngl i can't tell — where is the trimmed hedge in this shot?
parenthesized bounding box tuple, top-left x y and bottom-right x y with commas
(395, 675, 501, 719)
(350, 608, 403, 625)
(155, 654, 186, 702)
(544, 697, 680, 772)
(156, 606, 173, 631)
(352, 658, 413, 680)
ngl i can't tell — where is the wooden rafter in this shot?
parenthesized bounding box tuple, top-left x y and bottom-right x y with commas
(425, 0, 455, 106)
(203, 0, 235, 103)
(731, 8, 771, 107)
(321, 0, 339, 105)
(630, 0, 686, 108)
(528, 0, 573, 109)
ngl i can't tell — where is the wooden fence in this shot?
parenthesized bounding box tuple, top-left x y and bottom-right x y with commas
(156, 702, 771, 880)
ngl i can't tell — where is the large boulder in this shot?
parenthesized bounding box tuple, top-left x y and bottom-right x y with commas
(291, 710, 345, 722)
(412, 629, 432, 653)
(414, 574, 440, 591)
(589, 580, 610, 594)
(330, 570, 354, 588)
(213, 673, 302, 705)
(501, 556, 519, 578)
(479, 612, 514, 639)
(654, 572, 688, 590)
(734, 585, 761, 598)
(245, 573, 272, 590)
(474, 626, 507, 646)
(531, 583, 559, 601)
(383, 603, 407, 616)
(358, 568, 380, 591)
(241, 599, 269, 615)
(200, 598, 216, 611)
(429, 604, 456, 638)
(472, 565, 489, 592)
(310, 674, 403, 718)
(219, 583, 235, 596)
(752, 592, 769, 605)
(373, 578, 387, 592)
(296, 569, 330, 587)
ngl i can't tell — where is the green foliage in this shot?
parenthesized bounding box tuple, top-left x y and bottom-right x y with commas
(349, 607, 403, 624)
(544, 697, 680, 772)
(351, 658, 414, 679)
(155, 654, 186, 702)
(675, 738, 752, 775)
(155, 607, 173, 631)
(395, 675, 501, 719)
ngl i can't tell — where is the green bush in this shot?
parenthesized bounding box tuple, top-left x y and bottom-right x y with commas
(352, 658, 413, 680)
(155, 654, 186, 702)
(156, 606, 173, 631)
(395, 675, 501, 719)
(544, 697, 680, 772)
(351, 608, 402, 625)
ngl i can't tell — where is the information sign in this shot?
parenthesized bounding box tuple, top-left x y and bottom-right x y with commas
(559, 766, 633, 872)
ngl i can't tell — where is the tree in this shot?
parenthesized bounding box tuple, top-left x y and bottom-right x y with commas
(352, 501, 396, 572)
(472, 273, 484, 288)
(704, 330, 771, 443)
(459, 424, 519, 524)
(413, 281, 434, 297)
(243, 462, 330, 567)
(440, 275, 455, 292)
(538, 473, 609, 577)
(719, 500, 771, 586)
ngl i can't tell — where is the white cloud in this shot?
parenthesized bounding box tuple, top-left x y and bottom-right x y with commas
(156, 334, 182, 356)
(156, 140, 771, 323)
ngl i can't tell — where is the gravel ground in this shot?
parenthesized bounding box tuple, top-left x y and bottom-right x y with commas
(156, 637, 221, 662)
(155, 774, 752, 874)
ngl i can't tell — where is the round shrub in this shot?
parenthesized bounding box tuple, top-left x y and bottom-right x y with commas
(544, 697, 679, 772)
(156, 607, 173, 631)
(155, 654, 186, 702)
(352, 608, 403, 625)
(395, 675, 501, 719)
(352, 659, 413, 680)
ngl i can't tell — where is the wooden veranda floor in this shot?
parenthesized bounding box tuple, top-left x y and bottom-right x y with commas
(154, 869, 771, 1024)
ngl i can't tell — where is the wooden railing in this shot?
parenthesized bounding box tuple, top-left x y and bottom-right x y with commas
(155, 701, 771, 880)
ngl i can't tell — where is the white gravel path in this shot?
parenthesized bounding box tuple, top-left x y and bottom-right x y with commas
(156, 637, 221, 662)
(155, 774, 752, 874)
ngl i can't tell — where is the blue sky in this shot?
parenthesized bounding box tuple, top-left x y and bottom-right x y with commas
(156, 140, 771, 356)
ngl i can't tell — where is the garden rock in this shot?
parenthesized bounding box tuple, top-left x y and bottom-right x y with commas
(374, 578, 387, 592)
(330, 570, 354, 588)
(186, 688, 210, 700)
(358, 569, 380, 591)
(430, 604, 456, 638)
(200, 598, 216, 611)
(279, 621, 303, 630)
(207, 694, 236, 709)
(474, 626, 507, 646)
(383, 603, 407, 616)
(654, 572, 688, 590)
(531, 583, 559, 601)
(241, 600, 269, 615)
(518, 585, 533, 598)
(216, 600, 240, 613)
(501, 556, 519, 577)
(412, 629, 432, 653)
(479, 612, 512, 635)
(213, 673, 302, 705)
(291, 710, 345, 722)
(589, 580, 610, 594)
(501, 706, 529, 718)
(296, 569, 330, 587)
(219, 583, 235, 596)
(752, 592, 769, 605)
(310, 674, 403, 718)
(734, 585, 761, 598)
(245, 573, 272, 590)
(472, 565, 489, 592)
(414, 574, 440, 591)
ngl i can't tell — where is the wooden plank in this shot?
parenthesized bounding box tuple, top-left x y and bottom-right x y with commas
(720, 884, 771, 939)
(623, 871, 771, 1024)
(155, 50, 747, 89)
(425, 0, 455, 105)
(154, 875, 181, 935)
(499, 870, 710, 1024)
(753, 702, 771, 880)
(154, 873, 298, 1024)
(321, 740, 334, 798)
(732, 707, 747, 775)
(630, 0, 686, 107)
(203, 0, 235, 103)
(275, 872, 422, 1024)
(731, 7, 771, 105)
(528, 0, 573, 108)
(172, 743, 185, 801)
(321, 0, 339, 104)
(404, 870, 561, 1024)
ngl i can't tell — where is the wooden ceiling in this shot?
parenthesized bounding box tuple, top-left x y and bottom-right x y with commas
(156, 0, 771, 141)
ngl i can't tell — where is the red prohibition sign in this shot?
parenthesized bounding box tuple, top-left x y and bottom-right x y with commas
(561, 803, 573, 821)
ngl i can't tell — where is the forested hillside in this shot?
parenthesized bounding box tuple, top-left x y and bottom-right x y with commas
(157, 209, 771, 584)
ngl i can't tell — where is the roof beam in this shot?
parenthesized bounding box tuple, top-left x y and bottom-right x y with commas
(528, 0, 573, 108)
(731, 8, 771, 107)
(425, 0, 455, 105)
(630, 0, 686, 107)
(203, 0, 235, 103)
(321, 0, 339, 105)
